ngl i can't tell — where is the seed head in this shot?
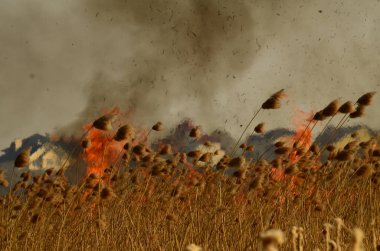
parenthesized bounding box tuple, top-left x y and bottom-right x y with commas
(132, 144, 146, 156)
(199, 153, 212, 162)
(335, 150, 353, 161)
(114, 124, 134, 141)
(285, 164, 299, 175)
(254, 122, 265, 134)
(229, 156, 246, 168)
(310, 144, 320, 155)
(239, 143, 247, 149)
(233, 167, 247, 179)
(246, 145, 254, 152)
(313, 111, 326, 121)
(159, 144, 173, 155)
(338, 101, 355, 114)
(123, 142, 131, 151)
(274, 141, 285, 148)
(350, 105, 365, 118)
(20, 171, 31, 182)
(326, 145, 336, 152)
(92, 114, 114, 131)
(30, 213, 44, 224)
(152, 121, 163, 131)
(81, 139, 91, 149)
(373, 149, 380, 157)
(344, 141, 357, 151)
(275, 146, 291, 155)
(262, 89, 285, 109)
(100, 187, 116, 200)
(189, 127, 202, 139)
(187, 150, 201, 159)
(15, 147, 32, 168)
(322, 99, 340, 117)
(357, 92, 376, 106)
(356, 164, 373, 178)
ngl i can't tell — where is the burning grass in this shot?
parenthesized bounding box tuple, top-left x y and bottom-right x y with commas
(0, 91, 379, 250)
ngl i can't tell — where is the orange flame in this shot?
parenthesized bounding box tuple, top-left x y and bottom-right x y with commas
(83, 128, 124, 179)
(271, 110, 315, 191)
(82, 108, 149, 180)
(289, 110, 315, 164)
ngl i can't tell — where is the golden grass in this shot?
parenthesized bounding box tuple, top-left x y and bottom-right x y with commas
(1, 91, 379, 250)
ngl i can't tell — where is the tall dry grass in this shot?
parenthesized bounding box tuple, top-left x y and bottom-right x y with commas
(0, 91, 379, 251)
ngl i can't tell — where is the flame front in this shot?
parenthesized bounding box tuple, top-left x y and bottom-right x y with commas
(83, 127, 124, 180)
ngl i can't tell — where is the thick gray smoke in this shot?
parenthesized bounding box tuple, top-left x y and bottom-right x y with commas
(1, 0, 380, 148)
(66, 0, 260, 132)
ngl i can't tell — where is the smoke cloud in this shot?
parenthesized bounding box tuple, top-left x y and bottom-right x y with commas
(1, 0, 379, 148)
(67, 0, 261, 131)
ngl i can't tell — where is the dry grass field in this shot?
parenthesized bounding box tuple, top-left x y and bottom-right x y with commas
(0, 90, 379, 251)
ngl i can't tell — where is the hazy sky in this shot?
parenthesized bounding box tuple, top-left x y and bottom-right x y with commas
(1, 0, 379, 150)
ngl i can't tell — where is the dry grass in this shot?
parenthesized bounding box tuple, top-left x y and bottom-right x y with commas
(0, 91, 379, 251)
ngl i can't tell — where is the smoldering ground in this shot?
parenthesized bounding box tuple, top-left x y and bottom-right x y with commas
(1, 0, 379, 148)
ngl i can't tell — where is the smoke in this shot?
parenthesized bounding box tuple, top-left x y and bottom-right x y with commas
(1, 0, 380, 149)
(65, 0, 261, 132)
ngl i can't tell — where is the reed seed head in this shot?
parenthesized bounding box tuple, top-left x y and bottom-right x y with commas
(15, 147, 32, 168)
(322, 99, 340, 117)
(313, 111, 326, 121)
(338, 101, 355, 114)
(274, 141, 285, 148)
(356, 164, 374, 177)
(254, 122, 265, 134)
(310, 144, 320, 155)
(350, 105, 365, 118)
(100, 187, 116, 200)
(326, 145, 336, 152)
(229, 156, 246, 168)
(114, 124, 134, 141)
(159, 144, 173, 155)
(357, 92, 376, 106)
(335, 150, 354, 161)
(152, 121, 163, 131)
(262, 89, 285, 109)
(92, 114, 114, 131)
(81, 139, 91, 149)
(189, 127, 201, 138)
(246, 145, 254, 152)
(275, 146, 291, 155)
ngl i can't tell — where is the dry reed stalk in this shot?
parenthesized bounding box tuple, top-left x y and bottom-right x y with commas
(291, 227, 298, 251)
(335, 218, 343, 251)
(231, 89, 285, 156)
(230, 107, 262, 156)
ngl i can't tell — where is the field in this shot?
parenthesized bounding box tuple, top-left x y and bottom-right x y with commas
(0, 90, 379, 251)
